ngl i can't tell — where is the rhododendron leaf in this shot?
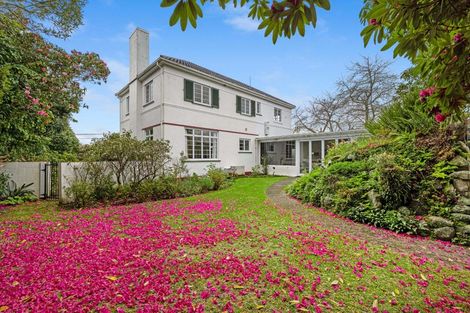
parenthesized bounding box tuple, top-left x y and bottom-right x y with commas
(233, 285, 245, 289)
(0, 306, 8, 312)
(105, 276, 119, 281)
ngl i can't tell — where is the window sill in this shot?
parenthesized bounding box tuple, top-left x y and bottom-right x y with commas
(273, 120, 283, 124)
(143, 100, 155, 107)
(125, 113, 129, 116)
(193, 101, 211, 107)
(241, 113, 252, 117)
(238, 151, 252, 154)
(185, 159, 221, 163)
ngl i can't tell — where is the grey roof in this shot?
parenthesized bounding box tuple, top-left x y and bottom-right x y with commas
(256, 129, 369, 142)
(159, 55, 295, 109)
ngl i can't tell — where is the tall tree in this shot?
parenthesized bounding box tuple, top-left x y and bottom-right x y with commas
(294, 56, 398, 133)
(294, 93, 348, 133)
(336, 56, 398, 125)
(0, 14, 109, 160)
(0, 0, 86, 38)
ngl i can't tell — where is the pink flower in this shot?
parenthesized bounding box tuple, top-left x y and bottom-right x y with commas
(32, 98, 40, 105)
(37, 110, 48, 117)
(369, 18, 378, 26)
(419, 87, 436, 102)
(434, 113, 446, 123)
(453, 33, 463, 43)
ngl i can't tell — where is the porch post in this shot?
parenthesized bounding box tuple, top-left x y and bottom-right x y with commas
(308, 140, 312, 172)
(321, 140, 325, 165)
(295, 140, 301, 175)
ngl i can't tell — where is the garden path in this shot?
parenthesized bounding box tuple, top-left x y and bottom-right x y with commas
(266, 178, 470, 267)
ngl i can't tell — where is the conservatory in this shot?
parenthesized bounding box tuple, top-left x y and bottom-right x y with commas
(256, 129, 367, 176)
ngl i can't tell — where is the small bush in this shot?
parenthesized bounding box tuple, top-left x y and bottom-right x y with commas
(372, 153, 411, 210)
(206, 164, 228, 190)
(65, 181, 95, 208)
(251, 164, 265, 176)
(0, 194, 37, 205)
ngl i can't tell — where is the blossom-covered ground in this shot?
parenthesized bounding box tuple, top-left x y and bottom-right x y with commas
(0, 177, 469, 312)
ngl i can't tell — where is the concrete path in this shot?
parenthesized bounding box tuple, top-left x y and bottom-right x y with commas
(266, 178, 470, 267)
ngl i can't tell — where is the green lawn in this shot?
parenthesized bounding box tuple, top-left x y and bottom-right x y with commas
(1, 177, 468, 312)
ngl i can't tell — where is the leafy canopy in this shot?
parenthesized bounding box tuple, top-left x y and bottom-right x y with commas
(0, 14, 109, 160)
(161, 0, 331, 43)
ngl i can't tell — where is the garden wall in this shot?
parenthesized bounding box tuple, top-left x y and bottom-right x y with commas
(1, 162, 42, 197)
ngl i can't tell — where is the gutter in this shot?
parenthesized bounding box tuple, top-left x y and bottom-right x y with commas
(116, 57, 296, 110)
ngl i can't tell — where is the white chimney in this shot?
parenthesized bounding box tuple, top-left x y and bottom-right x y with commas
(129, 28, 149, 79)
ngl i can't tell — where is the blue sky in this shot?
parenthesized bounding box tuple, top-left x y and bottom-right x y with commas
(51, 0, 411, 142)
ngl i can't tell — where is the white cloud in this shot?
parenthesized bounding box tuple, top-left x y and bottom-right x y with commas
(104, 58, 129, 93)
(225, 15, 259, 32)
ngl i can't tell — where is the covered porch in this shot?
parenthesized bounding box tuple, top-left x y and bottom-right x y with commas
(256, 129, 367, 176)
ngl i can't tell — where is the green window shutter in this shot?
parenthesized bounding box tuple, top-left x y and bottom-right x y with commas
(211, 88, 219, 108)
(236, 95, 241, 113)
(251, 100, 256, 116)
(184, 79, 193, 102)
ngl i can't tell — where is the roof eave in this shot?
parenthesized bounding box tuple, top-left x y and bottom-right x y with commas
(159, 58, 296, 109)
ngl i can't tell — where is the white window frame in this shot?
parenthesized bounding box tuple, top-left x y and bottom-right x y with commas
(239, 138, 250, 152)
(144, 81, 153, 104)
(125, 96, 129, 116)
(274, 108, 282, 122)
(256, 101, 261, 115)
(185, 128, 218, 160)
(144, 127, 154, 140)
(267, 143, 275, 153)
(193, 82, 211, 106)
(241, 98, 251, 115)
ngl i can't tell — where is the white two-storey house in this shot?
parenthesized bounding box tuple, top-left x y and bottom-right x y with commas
(117, 28, 295, 175)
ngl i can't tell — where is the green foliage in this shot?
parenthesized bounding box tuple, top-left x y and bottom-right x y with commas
(65, 181, 95, 208)
(360, 0, 469, 116)
(287, 120, 464, 234)
(0, 14, 109, 160)
(365, 86, 437, 135)
(344, 206, 418, 233)
(0, 0, 86, 39)
(206, 164, 228, 190)
(0, 194, 37, 205)
(161, 0, 331, 43)
(3, 181, 35, 198)
(431, 161, 458, 180)
(372, 153, 411, 210)
(251, 164, 265, 176)
(84, 132, 172, 185)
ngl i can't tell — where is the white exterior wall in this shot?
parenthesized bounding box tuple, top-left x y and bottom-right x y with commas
(120, 71, 163, 139)
(162, 66, 292, 137)
(119, 62, 294, 175)
(160, 65, 292, 174)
